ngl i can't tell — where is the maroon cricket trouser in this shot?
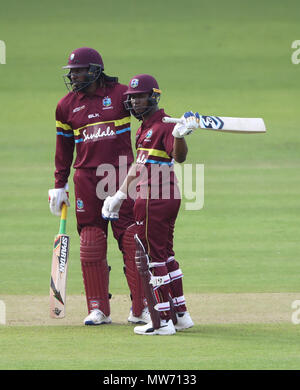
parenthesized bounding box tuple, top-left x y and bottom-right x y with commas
(133, 185, 181, 264)
(73, 167, 135, 241)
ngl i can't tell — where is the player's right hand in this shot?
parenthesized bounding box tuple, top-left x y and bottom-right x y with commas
(48, 185, 70, 216)
(172, 111, 200, 138)
(101, 190, 126, 220)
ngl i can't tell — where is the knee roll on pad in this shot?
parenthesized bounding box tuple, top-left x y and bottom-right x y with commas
(80, 226, 107, 260)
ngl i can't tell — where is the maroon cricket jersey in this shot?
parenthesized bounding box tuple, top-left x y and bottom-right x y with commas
(135, 109, 177, 192)
(54, 82, 133, 188)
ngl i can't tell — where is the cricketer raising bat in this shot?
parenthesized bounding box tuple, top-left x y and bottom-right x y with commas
(49, 203, 70, 318)
(162, 115, 266, 134)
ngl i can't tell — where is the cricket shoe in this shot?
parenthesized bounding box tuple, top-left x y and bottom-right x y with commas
(84, 309, 112, 326)
(174, 311, 194, 331)
(134, 319, 176, 336)
(128, 307, 151, 324)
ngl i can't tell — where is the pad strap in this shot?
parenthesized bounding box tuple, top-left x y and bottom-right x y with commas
(172, 295, 186, 307)
(154, 301, 170, 312)
(150, 274, 170, 289)
(149, 261, 166, 268)
(169, 269, 183, 281)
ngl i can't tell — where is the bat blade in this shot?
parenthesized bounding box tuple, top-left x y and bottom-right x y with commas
(162, 116, 266, 133)
(49, 233, 70, 318)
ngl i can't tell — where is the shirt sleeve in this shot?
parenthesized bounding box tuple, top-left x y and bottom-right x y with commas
(54, 103, 75, 188)
(162, 123, 175, 158)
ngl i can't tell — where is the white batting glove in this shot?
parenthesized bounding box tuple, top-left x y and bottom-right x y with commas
(102, 190, 127, 220)
(48, 184, 70, 216)
(172, 111, 200, 138)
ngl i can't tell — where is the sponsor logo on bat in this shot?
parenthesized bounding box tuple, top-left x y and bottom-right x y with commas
(50, 277, 64, 305)
(53, 307, 62, 316)
(200, 116, 224, 129)
(59, 236, 69, 273)
(54, 237, 61, 249)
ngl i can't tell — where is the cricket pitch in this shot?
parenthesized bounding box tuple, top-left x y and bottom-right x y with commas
(1, 293, 298, 326)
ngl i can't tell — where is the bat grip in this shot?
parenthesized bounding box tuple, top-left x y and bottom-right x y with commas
(59, 203, 68, 234)
(162, 117, 183, 124)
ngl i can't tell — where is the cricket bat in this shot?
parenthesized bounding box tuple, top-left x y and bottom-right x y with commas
(49, 203, 70, 318)
(162, 115, 266, 133)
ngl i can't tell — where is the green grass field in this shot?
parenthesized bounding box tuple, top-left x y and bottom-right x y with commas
(0, 0, 300, 371)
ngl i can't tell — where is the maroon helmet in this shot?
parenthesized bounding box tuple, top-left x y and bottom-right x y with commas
(62, 47, 104, 92)
(124, 74, 161, 120)
(63, 47, 104, 70)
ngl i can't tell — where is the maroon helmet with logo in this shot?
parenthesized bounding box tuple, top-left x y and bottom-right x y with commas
(63, 47, 104, 70)
(62, 47, 104, 92)
(123, 74, 161, 120)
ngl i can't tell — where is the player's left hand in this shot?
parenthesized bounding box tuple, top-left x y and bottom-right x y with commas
(101, 190, 127, 220)
(172, 111, 200, 138)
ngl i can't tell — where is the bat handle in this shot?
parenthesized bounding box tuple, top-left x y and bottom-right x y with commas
(59, 203, 68, 234)
(61, 203, 68, 220)
(162, 117, 183, 124)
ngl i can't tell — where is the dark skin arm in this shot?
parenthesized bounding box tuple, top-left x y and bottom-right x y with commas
(172, 137, 188, 163)
(119, 163, 138, 195)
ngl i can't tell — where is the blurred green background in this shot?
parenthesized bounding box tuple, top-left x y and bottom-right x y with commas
(0, 0, 299, 297)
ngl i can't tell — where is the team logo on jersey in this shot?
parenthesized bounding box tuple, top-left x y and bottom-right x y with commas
(146, 130, 152, 138)
(130, 79, 139, 88)
(103, 97, 112, 107)
(76, 199, 84, 210)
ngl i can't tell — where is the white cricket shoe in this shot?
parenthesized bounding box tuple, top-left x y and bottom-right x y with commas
(128, 307, 151, 324)
(175, 311, 194, 331)
(84, 309, 112, 326)
(134, 319, 176, 335)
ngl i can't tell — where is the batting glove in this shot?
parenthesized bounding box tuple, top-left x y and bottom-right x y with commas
(102, 190, 127, 220)
(172, 111, 200, 138)
(48, 184, 70, 216)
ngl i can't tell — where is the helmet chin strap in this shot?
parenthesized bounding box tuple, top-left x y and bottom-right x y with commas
(64, 64, 102, 92)
(125, 92, 161, 120)
(132, 105, 157, 121)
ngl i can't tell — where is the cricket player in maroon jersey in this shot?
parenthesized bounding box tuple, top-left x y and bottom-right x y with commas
(102, 74, 199, 335)
(48, 48, 150, 326)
